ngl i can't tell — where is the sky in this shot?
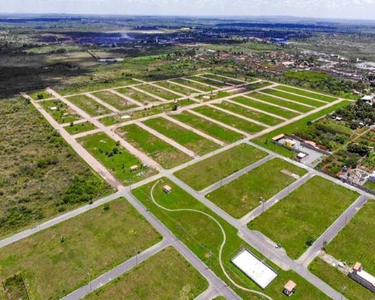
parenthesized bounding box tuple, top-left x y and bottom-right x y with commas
(2, 0, 375, 20)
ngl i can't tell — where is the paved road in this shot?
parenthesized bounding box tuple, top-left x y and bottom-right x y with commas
(297, 194, 370, 267)
(239, 172, 313, 225)
(62, 239, 170, 300)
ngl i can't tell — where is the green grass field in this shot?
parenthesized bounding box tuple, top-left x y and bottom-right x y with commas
(116, 124, 191, 169)
(138, 84, 180, 100)
(309, 258, 375, 300)
(156, 81, 196, 96)
(277, 86, 337, 102)
(189, 76, 229, 88)
(79, 132, 157, 184)
(364, 180, 375, 190)
(0, 198, 161, 300)
(143, 117, 220, 155)
(175, 144, 267, 191)
(85, 247, 208, 300)
(325, 201, 375, 274)
(40, 99, 81, 124)
(207, 158, 307, 218)
(115, 87, 157, 104)
(65, 121, 96, 135)
(243, 82, 273, 91)
(204, 74, 244, 85)
(171, 111, 244, 144)
(92, 91, 138, 110)
(67, 95, 111, 116)
(249, 176, 359, 259)
(248, 93, 312, 113)
(196, 91, 232, 101)
(233, 96, 301, 119)
(28, 90, 52, 100)
(193, 106, 265, 134)
(170, 78, 214, 92)
(264, 89, 326, 107)
(214, 101, 284, 126)
(133, 178, 329, 300)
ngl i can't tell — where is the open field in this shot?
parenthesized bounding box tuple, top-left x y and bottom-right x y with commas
(243, 81, 272, 91)
(78, 132, 157, 184)
(137, 84, 180, 100)
(263, 90, 326, 107)
(248, 93, 312, 113)
(171, 111, 244, 144)
(277, 86, 338, 102)
(0, 198, 161, 300)
(204, 74, 244, 85)
(175, 144, 267, 191)
(193, 106, 266, 134)
(67, 95, 111, 116)
(115, 87, 157, 104)
(249, 176, 359, 259)
(85, 247, 208, 300)
(207, 158, 307, 218)
(156, 81, 196, 96)
(233, 96, 301, 119)
(116, 124, 191, 169)
(214, 101, 284, 126)
(133, 178, 329, 300)
(364, 180, 375, 190)
(325, 201, 375, 274)
(309, 258, 375, 300)
(64, 121, 96, 135)
(28, 90, 52, 100)
(143, 117, 220, 155)
(252, 101, 351, 159)
(98, 99, 195, 126)
(40, 99, 81, 124)
(189, 76, 229, 88)
(92, 91, 138, 111)
(170, 78, 214, 92)
(196, 91, 232, 101)
(0, 99, 112, 237)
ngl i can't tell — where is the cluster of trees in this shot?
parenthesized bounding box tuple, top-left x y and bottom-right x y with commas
(336, 101, 375, 126)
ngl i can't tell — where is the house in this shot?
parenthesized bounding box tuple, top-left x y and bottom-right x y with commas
(361, 96, 374, 104)
(163, 185, 172, 194)
(348, 262, 375, 293)
(283, 280, 297, 297)
(284, 139, 296, 148)
(130, 165, 138, 172)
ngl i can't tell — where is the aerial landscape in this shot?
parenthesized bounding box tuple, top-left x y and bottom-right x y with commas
(2, 0, 375, 299)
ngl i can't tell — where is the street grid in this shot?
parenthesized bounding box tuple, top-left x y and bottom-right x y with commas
(7, 73, 371, 299)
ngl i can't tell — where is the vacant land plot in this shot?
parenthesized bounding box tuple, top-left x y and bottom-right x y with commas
(133, 178, 329, 300)
(277, 86, 337, 102)
(214, 101, 284, 126)
(143, 117, 220, 155)
(309, 258, 375, 300)
(41, 99, 81, 123)
(233, 96, 301, 119)
(325, 201, 375, 274)
(28, 90, 52, 100)
(171, 111, 244, 144)
(67, 95, 111, 116)
(244, 81, 273, 91)
(138, 84, 180, 100)
(115, 87, 157, 104)
(117, 124, 191, 169)
(175, 144, 267, 191)
(85, 247, 208, 300)
(0, 99, 112, 237)
(156, 81, 196, 96)
(170, 78, 214, 92)
(264, 89, 326, 107)
(65, 121, 96, 135)
(249, 176, 359, 259)
(0, 199, 161, 300)
(249, 93, 312, 113)
(189, 76, 229, 88)
(207, 158, 307, 218)
(193, 106, 265, 134)
(204, 74, 244, 85)
(92, 91, 138, 111)
(79, 132, 157, 184)
(196, 91, 231, 101)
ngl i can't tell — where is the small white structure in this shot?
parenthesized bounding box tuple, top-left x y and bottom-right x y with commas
(231, 249, 277, 289)
(203, 95, 211, 100)
(163, 185, 172, 194)
(50, 106, 58, 111)
(130, 165, 138, 172)
(362, 96, 374, 104)
(121, 115, 131, 120)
